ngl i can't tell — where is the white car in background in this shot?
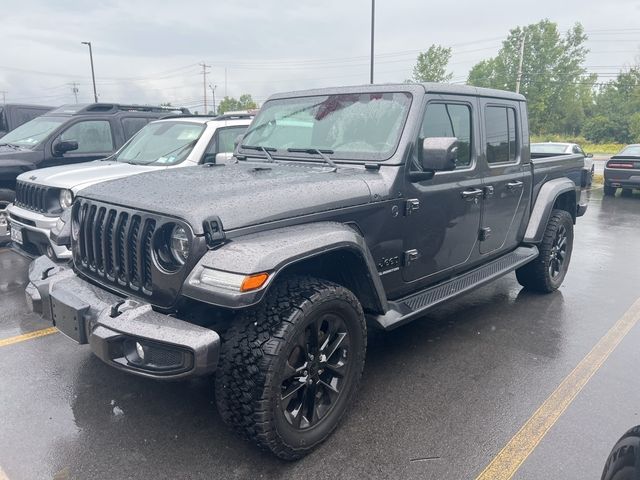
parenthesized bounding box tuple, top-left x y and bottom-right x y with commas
(7, 113, 253, 260)
(531, 142, 594, 186)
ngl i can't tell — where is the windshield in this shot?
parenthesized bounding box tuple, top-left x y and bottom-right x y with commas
(113, 121, 205, 165)
(0, 116, 66, 147)
(619, 145, 640, 156)
(531, 143, 569, 154)
(241, 92, 412, 161)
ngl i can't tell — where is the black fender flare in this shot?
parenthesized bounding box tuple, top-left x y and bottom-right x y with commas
(523, 178, 577, 244)
(182, 221, 388, 312)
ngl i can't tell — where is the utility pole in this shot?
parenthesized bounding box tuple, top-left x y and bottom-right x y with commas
(209, 84, 217, 115)
(81, 41, 98, 102)
(370, 0, 375, 84)
(199, 62, 211, 113)
(515, 33, 526, 94)
(224, 67, 228, 98)
(70, 83, 79, 103)
(0, 91, 6, 105)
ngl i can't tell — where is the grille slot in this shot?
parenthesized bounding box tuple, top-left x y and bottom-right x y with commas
(75, 200, 164, 297)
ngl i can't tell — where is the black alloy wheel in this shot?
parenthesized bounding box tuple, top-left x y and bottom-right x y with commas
(279, 312, 351, 429)
(548, 223, 568, 279)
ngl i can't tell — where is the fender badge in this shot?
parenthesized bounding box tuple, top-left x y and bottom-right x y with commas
(29, 175, 37, 180)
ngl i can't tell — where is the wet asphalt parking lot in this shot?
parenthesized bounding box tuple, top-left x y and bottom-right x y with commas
(1, 187, 640, 480)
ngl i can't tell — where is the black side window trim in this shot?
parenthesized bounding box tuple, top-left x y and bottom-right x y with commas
(484, 103, 519, 166)
(414, 99, 476, 173)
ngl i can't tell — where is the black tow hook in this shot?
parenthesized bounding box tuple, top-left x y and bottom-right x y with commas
(41, 266, 55, 280)
(110, 299, 142, 318)
(110, 300, 126, 318)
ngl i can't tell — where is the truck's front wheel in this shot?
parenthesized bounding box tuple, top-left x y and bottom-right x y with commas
(215, 276, 366, 460)
(516, 209, 574, 293)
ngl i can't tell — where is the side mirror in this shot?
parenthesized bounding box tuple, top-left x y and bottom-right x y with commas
(420, 137, 458, 172)
(586, 153, 593, 158)
(234, 134, 244, 149)
(53, 139, 79, 156)
(215, 152, 233, 163)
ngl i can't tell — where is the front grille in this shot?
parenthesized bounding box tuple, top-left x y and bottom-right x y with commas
(15, 181, 55, 214)
(75, 200, 157, 295)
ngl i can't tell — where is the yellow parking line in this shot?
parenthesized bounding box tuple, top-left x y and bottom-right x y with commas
(0, 327, 58, 348)
(476, 296, 640, 480)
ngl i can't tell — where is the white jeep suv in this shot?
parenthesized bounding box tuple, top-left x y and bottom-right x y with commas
(7, 113, 252, 259)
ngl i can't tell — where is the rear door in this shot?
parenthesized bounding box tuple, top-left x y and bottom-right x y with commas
(402, 95, 483, 284)
(478, 101, 530, 255)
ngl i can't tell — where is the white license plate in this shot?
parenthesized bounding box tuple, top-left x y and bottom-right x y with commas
(10, 227, 23, 245)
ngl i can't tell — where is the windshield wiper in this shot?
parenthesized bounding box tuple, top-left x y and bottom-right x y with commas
(287, 148, 337, 171)
(241, 145, 276, 162)
(0, 143, 21, 150)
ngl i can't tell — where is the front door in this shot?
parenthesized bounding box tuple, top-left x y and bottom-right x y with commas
(478, 102, 530, 254)
(402, 96, 483, 285)
(44, 119, 115, 167)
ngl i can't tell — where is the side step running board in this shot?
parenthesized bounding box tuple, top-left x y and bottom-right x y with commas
(371, 246, 539, 330)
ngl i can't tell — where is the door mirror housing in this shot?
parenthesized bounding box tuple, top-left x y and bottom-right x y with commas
(586, 152, 593, 158)
(215, 152, 233, 163)
(53, 139, 79, 156)
(234, 134, 244, 149)
(420, 137, 458, 172)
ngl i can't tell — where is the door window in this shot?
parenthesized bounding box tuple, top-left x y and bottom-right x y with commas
(205, 126, 248, 155)
(121, 117, 150, 140)
(485, 106, 518, 164)
(420, 103, 472, 168)
(60, 120, 114, 153)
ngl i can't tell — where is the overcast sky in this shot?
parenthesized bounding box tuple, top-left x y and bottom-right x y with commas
(1, 0, 639, 112)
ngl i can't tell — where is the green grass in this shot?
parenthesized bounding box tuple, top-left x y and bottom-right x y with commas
(531, 134, 624, 155)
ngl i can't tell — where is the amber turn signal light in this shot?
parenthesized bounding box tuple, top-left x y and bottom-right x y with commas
(240, 272, 269, 292)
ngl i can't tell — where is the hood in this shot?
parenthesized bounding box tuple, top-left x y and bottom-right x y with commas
(80, 162, 375, 233)
(0, 147, 43, 166)
(17, 160, 161, 191)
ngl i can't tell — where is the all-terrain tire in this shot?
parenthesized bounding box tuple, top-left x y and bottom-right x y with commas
(215, 275, 367, 460)
(603, 184, 617, 196)
(516, 209, 574, 293)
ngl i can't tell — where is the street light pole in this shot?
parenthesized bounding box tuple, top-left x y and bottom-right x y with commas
(81, 41, 98, 103)
(370, 0, 375, 84)
(209, 84, 217, 116)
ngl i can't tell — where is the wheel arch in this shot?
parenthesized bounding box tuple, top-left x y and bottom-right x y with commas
(181, 222, 388, 314)
(523, 178, 577, 244)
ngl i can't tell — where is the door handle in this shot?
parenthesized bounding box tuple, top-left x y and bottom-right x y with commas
(507, 180, 524, 190)
(461, 188, 484, 201)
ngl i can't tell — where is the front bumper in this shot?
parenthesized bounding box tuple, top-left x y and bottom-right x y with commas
(7, 204, 71, 259)
(26, 256, 220, 380)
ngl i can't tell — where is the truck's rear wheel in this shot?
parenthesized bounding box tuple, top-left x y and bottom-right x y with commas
(215, 276, 366, 460)
(516, 209, 574, 293)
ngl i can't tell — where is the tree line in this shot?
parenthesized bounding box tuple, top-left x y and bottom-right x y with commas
(410, 19, 640, 144)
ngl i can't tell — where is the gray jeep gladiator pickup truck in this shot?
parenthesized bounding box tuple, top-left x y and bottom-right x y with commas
(26, 83, 587, 459)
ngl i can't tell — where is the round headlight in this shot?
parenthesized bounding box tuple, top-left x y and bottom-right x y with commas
(59, 189, 74, 209)
(170, 225, 190, 265)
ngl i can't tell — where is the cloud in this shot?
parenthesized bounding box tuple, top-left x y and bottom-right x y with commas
(1, 0, 638, 109)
